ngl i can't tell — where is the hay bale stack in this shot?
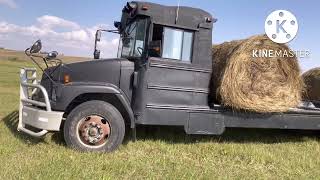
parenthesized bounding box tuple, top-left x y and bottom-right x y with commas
(211, 34, 303, 113)
(302, 68, 320, 101)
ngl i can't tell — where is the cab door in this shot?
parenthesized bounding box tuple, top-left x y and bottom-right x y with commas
(133, 26, 211, 125)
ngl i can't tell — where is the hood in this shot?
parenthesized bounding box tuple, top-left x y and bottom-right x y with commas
(37, 58, 128, 100)
(45, 58, 129, 86)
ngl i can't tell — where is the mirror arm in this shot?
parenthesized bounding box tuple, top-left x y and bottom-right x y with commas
(25, 48, 31, 56)
(42, 57, 49, 68)
(99, 29, 119, 34)
(28, 55, 56, 84)
(47, 59, 62, 77)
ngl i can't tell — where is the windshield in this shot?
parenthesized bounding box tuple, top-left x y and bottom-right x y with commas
(118, 18, 147, 58)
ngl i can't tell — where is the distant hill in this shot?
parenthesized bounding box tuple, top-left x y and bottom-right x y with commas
(0, 49, 91, 63)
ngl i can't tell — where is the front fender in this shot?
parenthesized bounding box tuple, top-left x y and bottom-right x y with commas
(53, 82, 135, 128)
(55, 82, 121, 108)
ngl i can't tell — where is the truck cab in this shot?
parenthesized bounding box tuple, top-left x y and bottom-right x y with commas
(18, 1, 320, 152)
(115, 2, 215, 126)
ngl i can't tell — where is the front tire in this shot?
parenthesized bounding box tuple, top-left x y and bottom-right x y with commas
(64, 100, 125, 152)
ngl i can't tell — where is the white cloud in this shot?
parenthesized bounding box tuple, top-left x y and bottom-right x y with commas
(37, 15, 80, 30)
(0, 21, 18, 33)
(0, 0, 17, 8)
(0, 15, 119, 58)
(61, 30, 89, 42)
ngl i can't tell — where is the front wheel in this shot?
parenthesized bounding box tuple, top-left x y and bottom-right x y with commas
(64, 100, 125, 152)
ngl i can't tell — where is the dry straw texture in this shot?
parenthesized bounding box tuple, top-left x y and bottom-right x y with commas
(302, 67, 320, 101)
(211, 35, 303, 113)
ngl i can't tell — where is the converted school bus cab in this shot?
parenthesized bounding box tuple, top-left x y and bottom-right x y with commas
(18, 1, 320, 152)
(19, 1, 217, 152)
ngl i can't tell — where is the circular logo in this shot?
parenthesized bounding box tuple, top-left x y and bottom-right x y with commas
(265, 10, 298, 44)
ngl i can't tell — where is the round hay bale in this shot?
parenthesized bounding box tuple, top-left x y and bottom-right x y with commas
(302, 68, 320, 101)
(211, 34, 303, 113)
(211, 40, 243, 103)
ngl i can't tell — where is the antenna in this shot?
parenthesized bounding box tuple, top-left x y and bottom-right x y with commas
(175, 0, 181, 24)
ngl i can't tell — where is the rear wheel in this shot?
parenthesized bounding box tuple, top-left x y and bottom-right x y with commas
(64, 100, 125, 152)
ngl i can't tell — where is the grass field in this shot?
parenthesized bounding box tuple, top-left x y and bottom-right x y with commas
(1, 50, 320, 179)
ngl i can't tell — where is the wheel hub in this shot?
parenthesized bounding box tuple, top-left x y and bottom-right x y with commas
(78, 115, 110, 146)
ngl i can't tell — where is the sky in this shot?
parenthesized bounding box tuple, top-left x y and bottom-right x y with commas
(0, 0, 319, 71)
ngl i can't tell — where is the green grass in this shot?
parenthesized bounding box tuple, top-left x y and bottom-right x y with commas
(1, 58, 320, 179)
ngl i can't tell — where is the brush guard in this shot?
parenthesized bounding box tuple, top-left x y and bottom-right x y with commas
(18, 68, 63, 137)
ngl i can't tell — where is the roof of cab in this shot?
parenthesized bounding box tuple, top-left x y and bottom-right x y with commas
(122, 1, 214, 30)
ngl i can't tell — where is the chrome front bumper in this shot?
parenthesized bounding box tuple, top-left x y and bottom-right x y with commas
(18, 68, 63, 137)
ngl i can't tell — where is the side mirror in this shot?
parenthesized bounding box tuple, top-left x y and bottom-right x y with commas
(94, 30, 101, 59)
(95, 30, 102, 42)
(94, 49, 100, 59)
(46, 51, 58, 60)
(30, 40, 42, 54)
(114, 21, 121, 30)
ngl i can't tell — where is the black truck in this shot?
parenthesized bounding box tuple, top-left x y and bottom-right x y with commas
(19, 1, 320, 152)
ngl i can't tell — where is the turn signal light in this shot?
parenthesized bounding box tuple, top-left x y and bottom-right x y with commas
(206, 17, 212, 23)
(142, 5, 149, 10)
(64, 74, 71, 84)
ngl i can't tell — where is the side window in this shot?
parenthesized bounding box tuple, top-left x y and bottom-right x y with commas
(150, 25, 193, 62)
(162, 28, 183, 60)
(181, 31, 193, 62)
(162, 27, 193, 62)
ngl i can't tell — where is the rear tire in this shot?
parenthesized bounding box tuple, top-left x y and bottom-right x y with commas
(64, 100, 125, 152)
